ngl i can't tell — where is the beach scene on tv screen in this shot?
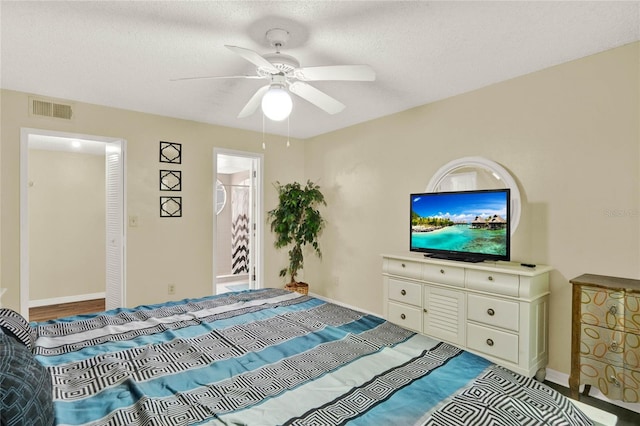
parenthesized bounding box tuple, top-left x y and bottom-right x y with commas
(411, 192, 508, 255)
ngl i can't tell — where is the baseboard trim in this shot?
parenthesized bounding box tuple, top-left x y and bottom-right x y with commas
(309, 292, 380, 317)
(29, 292, 106, 308)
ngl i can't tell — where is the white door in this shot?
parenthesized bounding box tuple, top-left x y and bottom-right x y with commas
(105, 142, 126, 309)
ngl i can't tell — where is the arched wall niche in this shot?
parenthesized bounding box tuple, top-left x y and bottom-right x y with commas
(426, 156, 521, 235)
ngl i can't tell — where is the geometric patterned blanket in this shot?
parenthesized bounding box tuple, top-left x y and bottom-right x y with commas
(32, 289, 592, 426)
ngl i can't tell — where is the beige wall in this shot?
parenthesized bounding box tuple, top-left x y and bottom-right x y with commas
(1, 42, 638, 379)
(1, 89, 304, 309)
(304, 42, 640, 376)
(28, 149, 105, 300)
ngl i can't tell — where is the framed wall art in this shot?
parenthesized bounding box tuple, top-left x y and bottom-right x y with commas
(160, 196, 182, 217)
(159, 141, 182, 164)
(160, 170, 182, 191)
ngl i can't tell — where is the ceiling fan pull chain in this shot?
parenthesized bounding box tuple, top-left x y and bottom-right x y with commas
(287, 116, 290, 148)
(262, 113, 266, 150)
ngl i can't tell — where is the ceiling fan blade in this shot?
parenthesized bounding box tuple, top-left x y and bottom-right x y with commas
(289, 82, 345, 114)
(293, 65, 375, 82)
(238, 85, 270, 118)
(225, 45, 279, 74)
(170, 75, 263, 82)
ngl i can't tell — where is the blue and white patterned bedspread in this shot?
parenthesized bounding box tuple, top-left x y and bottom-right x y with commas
(33, 289, 591, 425)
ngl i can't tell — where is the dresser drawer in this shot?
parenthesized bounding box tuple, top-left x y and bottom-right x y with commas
(467, 294, 519, 332)
(580, 288, 624, 330)
(388, 278, 421, 307)
(387, 302, 422, 333)
(622, 371, 640, 403)
(625, 293, 640, 334)
(467, 323, 518, 364)
(579, 356, 624, 401)
(385, 259, 422, 280)
(423, 264, 464, 288)
(466, 270, 519, 297)
(624, 331, 640, 370)
(580, 324, 624, 367)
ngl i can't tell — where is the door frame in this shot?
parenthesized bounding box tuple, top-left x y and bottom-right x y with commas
(19, 128, 127, 318)
(213, 148, 264, 293)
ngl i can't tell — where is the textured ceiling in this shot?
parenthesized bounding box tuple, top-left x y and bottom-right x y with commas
(1, 1, 638, 139)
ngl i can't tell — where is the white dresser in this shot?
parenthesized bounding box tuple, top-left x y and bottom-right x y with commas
(382, 254, 552, 379)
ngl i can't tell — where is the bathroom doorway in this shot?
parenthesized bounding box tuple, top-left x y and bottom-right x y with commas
(213, 149, 263, 294)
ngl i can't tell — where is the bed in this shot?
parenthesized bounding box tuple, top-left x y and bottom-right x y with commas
(1, 288, 593, 425)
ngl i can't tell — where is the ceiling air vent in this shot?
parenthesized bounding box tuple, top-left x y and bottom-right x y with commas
(29, 97, 73, 120)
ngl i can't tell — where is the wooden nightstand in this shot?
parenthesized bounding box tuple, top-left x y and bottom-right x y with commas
(569, 274, 640, 402)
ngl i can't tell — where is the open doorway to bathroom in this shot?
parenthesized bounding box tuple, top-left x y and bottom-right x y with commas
(213, 149, 263, 294)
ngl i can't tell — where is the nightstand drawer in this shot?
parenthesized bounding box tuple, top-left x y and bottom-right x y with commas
(579, 356, 624, 401)
(387, 302, 422, 333)
(624, 332, 640, 370)
(580, 324, 624, 367)
(467, 294, 519, 332)
(385, 259, 422, 280)
(580, 288, 624, 330)
(625, 293, 640, 334)
(466, 270, 519, 297)
(423, 264, 464, 288)
(467, 323, 518, 364)
(388, 279, 421, 307)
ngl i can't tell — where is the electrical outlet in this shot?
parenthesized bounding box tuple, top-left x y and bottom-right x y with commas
(168, 284, 176, 295)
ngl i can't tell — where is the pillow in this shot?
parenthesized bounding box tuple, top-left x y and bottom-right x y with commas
(0, 333, 55, 425)
(0, 308, 37, 351)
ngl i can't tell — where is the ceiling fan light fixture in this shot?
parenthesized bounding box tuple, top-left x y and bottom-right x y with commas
(261, 86, 292, 121)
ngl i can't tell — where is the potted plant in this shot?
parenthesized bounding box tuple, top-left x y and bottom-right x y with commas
(267, 180, 326, 293)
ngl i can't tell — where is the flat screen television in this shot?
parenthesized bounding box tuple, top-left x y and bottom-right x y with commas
(410, 188, 510, 262)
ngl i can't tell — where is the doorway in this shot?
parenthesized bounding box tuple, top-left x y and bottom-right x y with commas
(20, 128, 126, 319)
(213, 149, 263, 294)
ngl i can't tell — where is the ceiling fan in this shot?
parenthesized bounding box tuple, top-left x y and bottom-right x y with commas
(172, 28, 376, 120)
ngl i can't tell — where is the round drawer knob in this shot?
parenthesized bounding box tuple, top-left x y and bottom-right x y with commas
(608, 305, 617, 315)
(440, 269, 445, 274)
(400, 314, 406, 320)
(486, 338, 494, 347)
(610, 341, 619, 352)
(401, 263, 406, 268)
(488, 276, 494, 281)
(487, 308, 495, 316)
(401, 289, 406, 296)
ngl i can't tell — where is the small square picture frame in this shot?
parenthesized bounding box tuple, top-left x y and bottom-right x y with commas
(160, 196, 182, 217)
(159, 141, 182, 164)
(160, 170, 182, 191)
